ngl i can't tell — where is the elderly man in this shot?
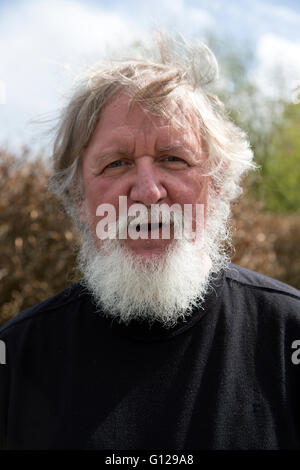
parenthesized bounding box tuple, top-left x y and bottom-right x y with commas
(0, 35, 300, 450)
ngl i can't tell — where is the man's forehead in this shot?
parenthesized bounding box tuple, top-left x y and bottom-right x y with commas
(98, 128, 201, 152)
(100, 90, 197, 130)
(85, 90, 204, 157)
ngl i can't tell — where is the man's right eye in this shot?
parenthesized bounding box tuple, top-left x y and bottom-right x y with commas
(100, 159, 133, 174)
(106, 160, 124, 168)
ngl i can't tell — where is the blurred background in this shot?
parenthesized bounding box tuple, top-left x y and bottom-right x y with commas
(0, 0, 299, 325)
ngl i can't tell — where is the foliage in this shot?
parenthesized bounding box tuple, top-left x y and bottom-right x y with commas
(206, 35, 300, 214)
(260, 103, 300, 212)
(0, 150, 80, 326)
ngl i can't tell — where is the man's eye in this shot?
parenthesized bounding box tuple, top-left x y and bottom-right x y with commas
(101, 159, 133, 174)
(164, 156, 183, 162)
(162, 156, 188, 165)
(106, 160, 124, 168)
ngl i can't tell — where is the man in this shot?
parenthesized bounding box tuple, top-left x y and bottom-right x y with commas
(0, 34, 300, 450)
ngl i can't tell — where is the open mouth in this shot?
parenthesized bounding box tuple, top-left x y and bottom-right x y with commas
(135, 222, 163, 232)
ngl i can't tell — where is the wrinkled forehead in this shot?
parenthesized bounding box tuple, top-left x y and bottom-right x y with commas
(128, 90, 200, 130)
(83, 90, 206, 162)
(99, 90, 203, 147)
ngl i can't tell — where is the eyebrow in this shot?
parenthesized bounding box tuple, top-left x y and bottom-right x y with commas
(157, 144, 204, 163)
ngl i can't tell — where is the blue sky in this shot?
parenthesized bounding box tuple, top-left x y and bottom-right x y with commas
(0, 0, 299, 152)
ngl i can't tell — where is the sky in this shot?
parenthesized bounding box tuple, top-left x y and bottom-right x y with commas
(0, 0, 300, 153)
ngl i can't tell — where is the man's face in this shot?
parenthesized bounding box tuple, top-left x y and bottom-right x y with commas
(80, 91, 210, 260)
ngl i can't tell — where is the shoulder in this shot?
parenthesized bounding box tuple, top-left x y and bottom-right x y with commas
(225, 263, 300, 299)
(223, 263, 300, 322)
(0, 281, 88, 337)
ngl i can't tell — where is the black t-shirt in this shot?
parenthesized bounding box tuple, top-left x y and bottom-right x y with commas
(1, 263, 300, 450)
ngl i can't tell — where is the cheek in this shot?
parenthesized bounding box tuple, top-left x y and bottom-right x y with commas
(197, 178, 210, 204)
(84, 179, 118, 210)
(84, 178, 131, 233)
(170, 173, 209, 205)
(191, 172, 210, 202)
(171, 175, 210, 232)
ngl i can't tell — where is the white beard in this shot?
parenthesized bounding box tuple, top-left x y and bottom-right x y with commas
(77, 202, 229, 328)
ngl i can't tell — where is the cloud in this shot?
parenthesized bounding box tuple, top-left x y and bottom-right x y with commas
(0, 0, 216, 150)
(264, 3, 300, 25)
(0, 0, 141, 150)
(162, 0, 186, 15)
(118, 0, 214, 36)
(2, 0, 299, 152)
(254, 33, 300, 100)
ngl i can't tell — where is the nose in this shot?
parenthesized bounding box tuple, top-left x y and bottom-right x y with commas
(129, 158, 167, 206)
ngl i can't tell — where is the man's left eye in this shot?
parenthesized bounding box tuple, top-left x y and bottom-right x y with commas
(165, 156, 182, 161)
(162, 156, 188, 165)
(107, 160, 124, 168)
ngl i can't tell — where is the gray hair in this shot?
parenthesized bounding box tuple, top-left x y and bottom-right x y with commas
(49, 32, 256, 227)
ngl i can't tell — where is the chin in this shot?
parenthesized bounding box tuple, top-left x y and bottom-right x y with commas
(79, 232, 212, 327)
